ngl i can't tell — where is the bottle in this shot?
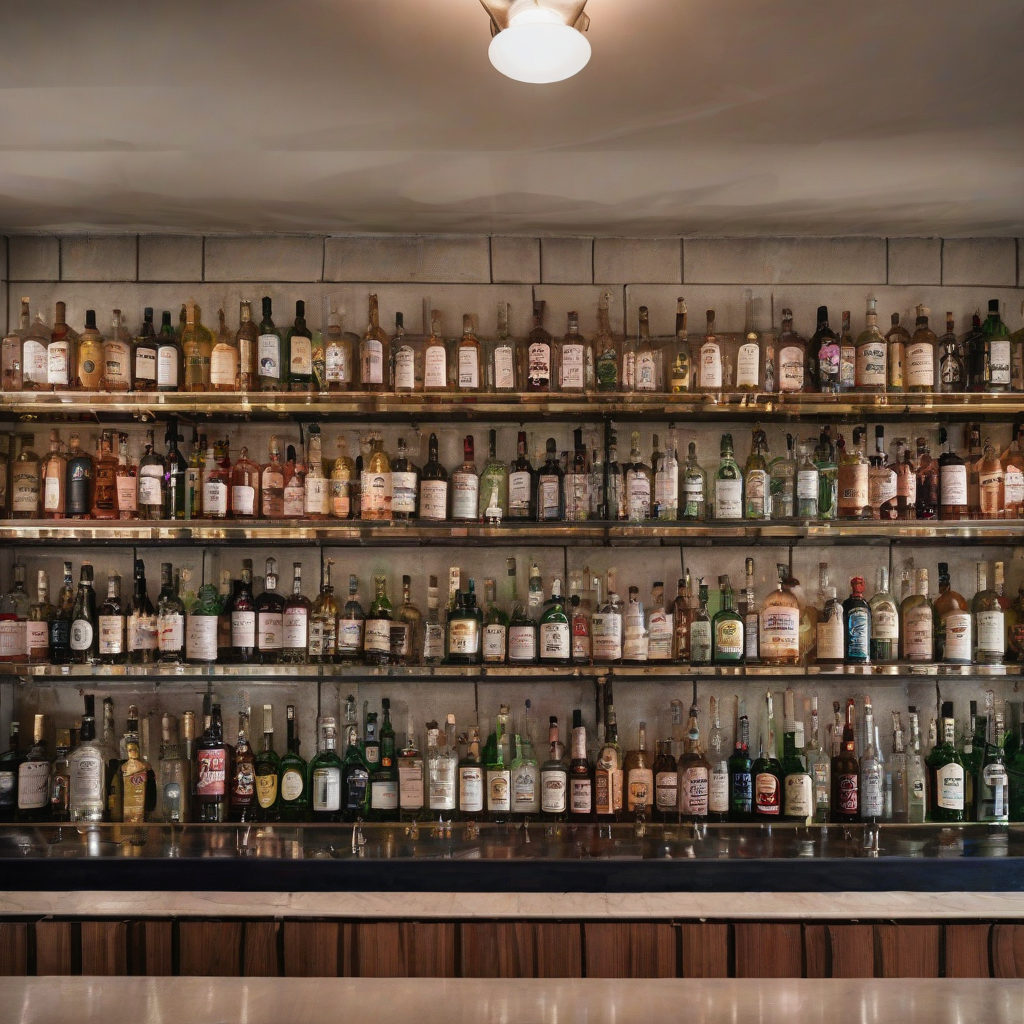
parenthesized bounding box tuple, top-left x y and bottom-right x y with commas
(667, 297, 690, 393)
(422, 310, 448, 392)
(868, 567, 898, 663)
(505, 429, 536, 520)
(68, 562, 98, 664)
(973, 561, 1005, 665)
(363, 574, 393, 667)
(935, 562, 971, 664)
(97, 573, 125, 665)
(337, 703, 368, 821)
(47, 562, 74, 666)
(705, 697, 729, 821)
(713, 433, 743, 519)
(843, 577, 870, 664)
(652, 423, 680, 521)
(300, 424, 330, 519)
(837, 427, 869, 519)
(978, 438, 1005, 519)
(769, 433, 798, 520)
(751, 693, 783, 819)
(830, 698, 860, 823)
(652, 731, 678, 823)
(681, 440, 707, 520)
(231, 299, 259, 391)
(25, 570, 52, 664)
(210, 309, 238, 392)
(73, 309, 104, 390)
(814, 585, 843, 665)
(905, 305, 936, 391)
(906, 706, 928, 822)
(803, 696, 830, 822)
(16, 714, 51, 822)
(487, 300, 518, 392)
(185, 578, 220, 665)
(478, 429, 508, 524)
(938, 310, 965, 392)
(151, 310, 180, 391)
(591, 569, 624, 665)
(19, 306, 51, 391)
(901, 567, 935, 662)
(854, 298, 887, 391)
(645, 581, 673, 662)
(710, 575, 743, 663)
(758, 564, 801, 666)
(535, 437, 563, 521)
(412, 431, 447, 522)
(277, 705, 310, 821)
(458, 723, 485, 820)
(776, 308, 805, 392)
(810, 305, 839, 392)
(885, 312, 908, 392)
(623, 431, 651, 522)
(485, 705, 513, 821)
(47, 301, 78, 391)
(728, 702, 752, 821)
(283, 440, 305, 519)
(390, 574, 422, 666)
(304, 717, 343, 823)
(938, 429, 968, 520)
(256, 296, 284, 391)
(677, 703, 711, 822)
(814, 430, 838, 520)
(618, 720, 653, 818)
(163, 420, 188, 520)
(926, 701, 966, 822)
(982, 298, 1012, 391)
(281, 562, 312, 663)
(859, 698, 883, 824)
(867, 426, 897, 519)
(179, 301, 212, 391)
(687, 579, 711, 666)
(734, 290, 761, 391)
(977, 696, 1009, 823)
(255, 557, 285, 663)
(285, 299, 312, 391)
(742, 427, 770, 520)
(605, 430, 626, 520)
(69, 696, 105, 822)
(39, 429, 67, 520)
(539, 578, 571, 665)
(447, 435, 478, 522)
(621, 585, 648, 662)
(526, 300, 553, 392)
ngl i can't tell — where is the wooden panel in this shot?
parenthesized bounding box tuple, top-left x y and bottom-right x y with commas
(178, 921, 242, 977)
(282, 922, 339, 978)
(35, 921, 73, 976)
(0, 923, 28, 976)
(992, 925, 1024, 979)
(829, 925, 875, 978)
(681, 923, 729, 978)
(536, 923, 582, 978)
(734, 923, 802, 978)
(244, 922, 279, 977)
(584, 923, 676, 979)
(945, 924, 991, 978)
(803, 925, 828, 979)
(141, 922, 172, 976)
(80, 921, 127, 976)
(461, 922, 536, 978)
(357, 921, 456, 978)
(876, 925, 941, 978)
(406, 922, 456, 978)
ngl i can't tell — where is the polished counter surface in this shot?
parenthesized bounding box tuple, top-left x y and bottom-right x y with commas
(4, 978, 1023, 1024)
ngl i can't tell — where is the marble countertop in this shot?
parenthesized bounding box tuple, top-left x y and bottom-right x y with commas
(5, 977, 1024, 1024)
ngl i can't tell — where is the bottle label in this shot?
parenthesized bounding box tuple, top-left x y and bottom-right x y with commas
(446, 619, 478, 657)
(560, 343, 585, 389)
(634, 350, 657, 391)
(784, 773, 812, 818)
(304, 476, 329, 515)
(979, 470, 1004, 515)
(451, 474, 479, 520)
(196, 748, 227, 797)
(458, 766, 484, 812)
(400, 761, 425, 809)
(115, 475, 137, 513)
(486, 769, 511, 812)
(855, 342, 886, 387)
(102, 340, 131, 387)
(283, 608, 308, 649)
(424, 347, 447, 389)
(715, 478, 742, 519)
(540, 769, 567, 813)
(47, 341, 70, 385)
(680, 766, 709, 816)
(458, 347, 480, 389)
(70, 754, 104, 806)
(127, 614, 157, 651)
(872, 607, 898, 640)
(338, 618, 363, 654)
(655, 770, 677, 811)
(138, 470, 163, 507)
(699, 342, 722, 389)
(654, 463, 678, 513)
(758, 606, 799, 659)
(689, 619, 712, 662)
(11, 467, 39, 513)
(714, 618, 743, 657)
(627, 472, 651, 519)
(361, 338, 384, 385)
(186, 615, 218, 661)
(18, 339, 45, 384)
(428, 769, 455, 811)
(312, 767, 341, 812)
(937, 762, 965, 810)
(330, 477, 351, 518)
(98, 615, 124, 655)
(868, 469, 897, 509)
(731, 341, 758, 387)
(230, 610, 256, 648)
(779, 346, 804, 391)
(326, 343, 350, 383)
(483, 623, 507, 661)
(25, 620, 48, 653)
(626, 767, 653, 811)
(861, 763, 883, 816)
(258, 334, 281, 380)
(43, 475, 62, 512)
(528, 342, 551, 386)
(512, 764, 538, 812)
(570, 777, 592, 814)
(898, 468, 917, 504)
(1004, 467, 1024, 506)
(837, 772, 858, 814)
(493, 345, 515, 389)
(940, 464, 967, 507)
(905, 341, 934, 387)
(839, 464, 869, 511)
(289, 337, 312, 377)
(360, 471, 391, 516)
(539, 621, 571, 660)
(70, 619, 94, 652)
(816, 615, 844, 660)
(279, 767, 304, 802)
(904, 606, 933, 658)
(419, 479, 448, 520)
(754, 772, 780, 815)
(943, 612, 972, 661)
(392, 345, 415, 390)
(208, 344, 237, 387)
(697, 764, 725, 815)
(257, 611, 283, 651)
(590, 613, 622, 662)
(538, 478, 560, 520)
(989, 340, 1011, 385)
(391, 471, 418, 515)
(364, 618, 392, 653)
(18, 760, 51, 810)
(647, 610, 673, 660)
(847, 607, 870, 659)
(976, 610, 1005, 655)
(745, 469, 769, 517)
(203, 480, 228, 515)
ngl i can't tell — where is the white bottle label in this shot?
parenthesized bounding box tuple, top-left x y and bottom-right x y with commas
(679, 766, 709, 816)
(70, 619, 94, 652)
(128, 615, 157, 651)
(185, 615, 218, 661)
(25, 620, 48, 652)
(539, 621, 570, 660)
(508, 625, 536, 661)
(360, 471, 391, 516)
(419, 480, 448, 520)
(699, 342, 722, 389)
(47, 341, 70, 385)
(626, 767, 653, 811)
(304, 476, 329, 515)
(989, 340, 1011, 385)
(736, 342, 759, 387)
(231, 610, 256, 648)
(391, 471, 418, 515)
(976, 610, 1005, 655)
(654, 464, 678, 513)
(627, 472, 651, 519)
(483, 624, 507, 660)
(283, 608, 308, 649)
(258, 611, 283, 650)
(157, 346, 179, 387)
(904, 606, 933, 659)
(528, 343, 550, 385)
(18, 760, 51, 809)
(647, 610, 673, 660)
(458, 347, 479, 389)
(715, 478, 742, 518)
(943, 612, 972, 661)
(635, 351, 657, 391)
(779, 346, 804, 391)
(560, 343, 585, 389)
(816, 615, 844, 660)
(370, 780, 398, 810)
(709, 764, 730, 813)
(326, 343, 350, 383)
(538, 478, 560, 519)
(70, 754, 105, 807)
(209, 345, 237, 386)
(138, 470, 163, 507)
(937, 762, 965, 810)
(872, 607, 898, 640)
(364, 618, 391, 653)
(203, 480, 228, 515)
(451, 474, 479, 520)
(591, 613, 622, 661)
(1004, 467, 1024, 506)
(508, 471, 531, 515)
(905, 341, 934, 387)
(98, 615, 124, 655)
(281, 768, 304, 801)
(784, 773, 813, 818)
(424, 347, 447, 389)
(458, 767, 484, 812)
(312, 767, 341, 812)
(400, 761, 425, 809)
(861, 764, 884, 817)
(570, 777, 592, 814)
(493, 345, 515, 389)
(43, 475, 62, 511)
(868, 468, 898, 509)
(856, 341, 887, 387)
(512, 764, 538, 812)
(796, 469, 818, 500)
(289, 336, 312, 377)
(541, 769, 567, 813)
(940, 464, 967, 507)
(258, 334, 281, 379)
(361, 338, 383, 384)
(759, 606, 800, 658)
(338, 618, 363, 653)
(393, 346, 415, 390)
(23, 340, 47, 383)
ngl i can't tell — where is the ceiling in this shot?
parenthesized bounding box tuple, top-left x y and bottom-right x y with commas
(0, 0, 1021, 236)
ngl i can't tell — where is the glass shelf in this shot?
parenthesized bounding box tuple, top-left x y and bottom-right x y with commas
(0, 518, 1021, 545)
(3, 389, 1023, 423)
(2, 661, 1017, 684)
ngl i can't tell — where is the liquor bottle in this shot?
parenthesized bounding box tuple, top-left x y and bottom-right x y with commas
(49, 727, 72, 822)
(676, 703, 711, 822)
(502, 429, 536, 520)
(836, 308, 855, 389)
(837, 428, 869, 519)
(713, 433, 743, 519)
(742, 427, 770, 520)
(224, 445, 257, 520)
(63, 433, 93, 519)
(483, 300, 516, 392)
(163, 421, 188, 520)
(891, 437, 916, 520)
(68, 697, 105, 822)
(15, 714, 50, 822)
(973, 561, 1005, 664)
(606, 430, 625, 520)
(178, 302, 211, 392)
(926, 701, 966, 822)
(7, 434, 39, 520)
(776, 693, 810, 824)
(791, 442, 818, 518)
(668, 297, 690, 392)
(443, 435, 476, 522)
(335, 573, 365, 662)
(454, 723, 483, 821)
(977, 438, 1005, 519)
(362, 574, 393, 667)
(47, 562, 74, 666)
(230, 299, 258, 392)
(977, 696, 1009, 823)
(536, 578, 570, 665)
(66, 562, 98, 664)
(619, 721, 653, 819)
(906, 706, 928, 822)
(705, 697, 729, 821)
(982, 298, 1012, 391)
(889, 710, 910, 823)
(757, 564, 800, 666)
(868, 567, 898, 662)
(885, 312, 908, 392)
(25, 570, 52, 664)
(301, 716, 342, 824)
(851, 297, 887, 392)
(473, 428, 507, 525)
(452, 312, 481, 392)
(394, 713, 424, 822)
(709, 575, 742, 664)
(901, 567, 935, 662)
(47, 301, 78, 391)
(74, 309, 104, 390)
(423, 714, 455, 818)
(282, 440, 305, 520)
(570, 575, 592, 665)
(256, 296, 284, 391)
(912, 435, 937, 519)
(631, 306, 657, 392)
(421, 310, 448, 393)
(857, 697, 883, 824)
(280, 562, 311, 663)
(388, 574, 421, 665)
(830, 698, 859, 823)
(111, 432, 136, 520)
(254, 435, 283, 519)
(324, 436, 353, 520)
(591, 703, 622, 821)
(651, 423, 680, 521)
(339, 702, 369, 821)
(96, 573, 125, 666)
(226, 559, 257, 663)
(283, 299, 312, 391)
(938, 310, 965, 392)
(0, 563, 28, 664)
(734, 290, 760, 391)
(812, 430, 838, 520)
(937, 429, 968, 520)
(934, 562, 971, 664)
(728, 702, 752, 821)
(680, 440, 707, 520)
(522, 299, 553, 392)
(842, 577, 870, 664)
(620, 431, 651, 522)
(591, 569, 624, 665)
(905, 305, 936, 391)
(767, 433, 795, 520)
(277, 705, 309, 822)
(151, 310, 179, 392)
(774, 308, 804, 393)
(193, 702, 228, 823)
(129, 428, 162, 521)
(749, 693, 783, 819)
(15, 305, 45, 392)
(0, 301, 25, 393)
(802, 696, 830, 822)
(620, 585, 647, 662)
(0, 721, 23, 820)
(866, 426, 896, 519)
(812, 582, 843, 665)
(485, 705, 512, 822)
(184, 578, 219, 665)
(248, 556, 282, 662)
(534, 437, 563, 521)
(684, 579, 709, 666)
(810, 305, 839, 392)
(407, 433, 445, 524)
(697, 308, 723, 392)
(652, 732, 678, 823)
(644, 581, 672, 662)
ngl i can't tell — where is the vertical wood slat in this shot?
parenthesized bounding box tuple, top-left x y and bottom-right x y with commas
(535, 923, 582, 978)
(734, 923, 802, 978)
(0, 923, 28, 976)
(803, 925, 828, 979)
(829, 925, 875, 978)
(80, 921, 127, 976)
(178, 921, 243, 977)
(35, 922, 73, 976)
(357, 922, 456, 978)
(460, 922, 535, 978)
(992, 925, 1024, 979)
(945, 924, 991, 978)
(876, 925, 941, 978)
(681, 923, 728, 978)
(282, 922, 340, 977)
(243, 922, 279, 977)
(583, 923, 676, 978)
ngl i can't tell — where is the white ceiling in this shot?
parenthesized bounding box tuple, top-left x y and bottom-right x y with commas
(0, 0, 1021, 236)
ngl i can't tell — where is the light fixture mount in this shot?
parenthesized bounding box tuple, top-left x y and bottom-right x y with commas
(480, 0, 591, 84)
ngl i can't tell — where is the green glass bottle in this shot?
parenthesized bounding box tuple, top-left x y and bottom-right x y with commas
(252, 704, 280, 822)
(982, 298, 1012, 392)
(277, 704, 309, 822)
(341, 696, 370, 820)
(287, 300, 312, 392)
(814, 430, 838, 521)
(369, 698, 399, 821)
(711, 575, 743, 663)
(485, 704, 512, 822)
(539, 577, 571, 666)
(751, 691, 783, 818)
(728, 702, 752, 821)
(690, 580, 712, 666)
(713, 433, 743, 520)
(926, 700, 967, 823)
(781, 689, 812, 822)
(308, 716, 343, 822)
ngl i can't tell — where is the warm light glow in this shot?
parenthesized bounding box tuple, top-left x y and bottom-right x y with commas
(488, 4, 591, 84)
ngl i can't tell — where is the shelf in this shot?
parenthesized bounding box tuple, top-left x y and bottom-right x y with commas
(4, 389, 1024, 423)
(2, 661, 1018, 685)
(0, 518, 1022, 546)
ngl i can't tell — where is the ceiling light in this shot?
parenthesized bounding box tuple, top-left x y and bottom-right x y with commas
(481, 0, 591, 84)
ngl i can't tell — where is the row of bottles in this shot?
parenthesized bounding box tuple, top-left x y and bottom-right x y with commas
(3, 294, 1021, 396)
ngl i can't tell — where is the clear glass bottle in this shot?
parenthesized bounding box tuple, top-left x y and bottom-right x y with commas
(869, 567, 898, 663)
(777, 308, 805, 393)
(625, 430, 652, 522)
(654, 423, 679, 521)
(743, 427, 770, 520)
(47, 301, 78, 391)
(901, 567, 935, 662)
(938, 310, 965, 392)
(633, 306, 659, 393)
(758, 564, 801, 667)
(525, 300, 552, 392)
(853, 297, 887, 392)
(181, 301, 213, 392)
(456, 313, 483, 392)
(698, 308, 723, 392)
(478, 429, 508, 524)
(885, 312, 909, 393)
(69, 695, 106, 823)
(594, 291, 621, 392)
(973, 561, 1005, 665)
(389, 435, 419, 522)
(668, 297, 690, 393)
(689, 580, 712, 665)
(489, 300, 518, 392)
(423, 310, 448, 393)
(681, 440, 707, 521)
(10, 433, 41, 520)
